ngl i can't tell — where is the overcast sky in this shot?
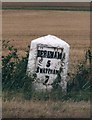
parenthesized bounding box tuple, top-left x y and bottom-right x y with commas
(1, 0, 91, 2)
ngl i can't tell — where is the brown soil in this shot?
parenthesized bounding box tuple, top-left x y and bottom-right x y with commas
(2, 10, 90, 69)
(2, 10, 90, 118)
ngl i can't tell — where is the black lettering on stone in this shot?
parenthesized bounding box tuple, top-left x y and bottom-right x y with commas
(43, 75, 49, 84)
(43, 68, 45, 73)
(44, 50, 47, 57)
(58, 52, 62, 59)
(36, 67, 59, 75)
(62, 53, 65, 60)
(46, 60, 51, 67)
(46, 68, 48, 73)
(47, 51, 54, 58)
(40, 50, 44, 57)
(53, 70, 56, 74)
(53, 51, 57, 59)
(48, 69, 51, 74)
(37, 49, 65, 60)
(56, 70, 59, 74)
(37, 50, 41, 57)
(40, 68, 43, 73)
(36, 67, 39, 73)
(47, 51, 51, 58)
(47, 69, 49, 74)
(50, 51, 54, 58)
(50, 69, 53, 74)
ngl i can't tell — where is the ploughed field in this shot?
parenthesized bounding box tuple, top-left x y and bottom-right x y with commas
(2, 10, 90, 118)
(2, 10, 90, 71)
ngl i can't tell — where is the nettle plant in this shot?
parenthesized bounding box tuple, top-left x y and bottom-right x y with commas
(2, 40, 33, 99)
(2, 40, 91, 101)
(67, 58, 91, 92)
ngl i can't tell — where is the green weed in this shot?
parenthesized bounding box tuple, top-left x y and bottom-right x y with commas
(2, 41, 91, 101)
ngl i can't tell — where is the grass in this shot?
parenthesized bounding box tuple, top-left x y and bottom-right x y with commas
(2, 40, 91, 118)
(2, 5, 90, 11)
(2, 9, 91, 118)
(2, 98, 90, 118)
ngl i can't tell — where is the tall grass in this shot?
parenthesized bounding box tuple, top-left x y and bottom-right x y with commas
(2, 41, 91, 101)
(2, 40, 33, 99)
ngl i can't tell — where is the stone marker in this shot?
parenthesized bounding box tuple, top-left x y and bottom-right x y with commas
(27, 35, 70, 92)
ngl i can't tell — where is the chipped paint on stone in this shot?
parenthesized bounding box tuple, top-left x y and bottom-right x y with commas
(27, 35, 70, 92)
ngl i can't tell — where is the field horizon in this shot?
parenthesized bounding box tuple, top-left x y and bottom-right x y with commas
(2, 2, 90, 11)
(2, 4, 91, 118)
(2, 9, 90, 72)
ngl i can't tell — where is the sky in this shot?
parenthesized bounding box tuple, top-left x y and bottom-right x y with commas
(1, 0, 91, 2)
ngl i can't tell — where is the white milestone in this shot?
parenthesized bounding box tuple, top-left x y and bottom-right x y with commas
(27, 35, 70, 92)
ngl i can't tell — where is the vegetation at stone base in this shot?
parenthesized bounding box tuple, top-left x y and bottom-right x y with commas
(2, 41, 91, 101)
(67, 61, 91, 92)
(2, 40, 33, 99)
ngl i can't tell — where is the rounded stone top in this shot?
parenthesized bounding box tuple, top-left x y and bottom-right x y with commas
(31, 35, 70, 49)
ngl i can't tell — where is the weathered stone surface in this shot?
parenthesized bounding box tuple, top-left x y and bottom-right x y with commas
(27, 35, 70, 92)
